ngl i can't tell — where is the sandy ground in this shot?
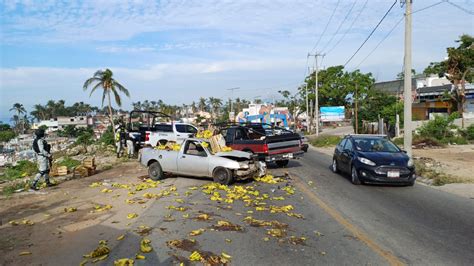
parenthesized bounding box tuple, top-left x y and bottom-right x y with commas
(313, 145, 474, 199)
(413, 144, 474, 183)
(0, 162, 149, 265)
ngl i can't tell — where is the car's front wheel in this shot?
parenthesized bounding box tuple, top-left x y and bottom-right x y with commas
(331, 159, 339, 173)
(213, 167, 233, 185)
(351, 166, 361, 185)
(148, 161, 164, 181)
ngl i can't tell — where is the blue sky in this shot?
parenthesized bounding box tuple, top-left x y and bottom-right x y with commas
(1, 0, 473, 123)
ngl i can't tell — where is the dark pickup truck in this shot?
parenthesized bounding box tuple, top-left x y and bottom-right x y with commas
(220, 124, 304, 167)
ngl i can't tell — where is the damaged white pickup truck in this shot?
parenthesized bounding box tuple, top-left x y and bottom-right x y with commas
(139, 138, 266, 184)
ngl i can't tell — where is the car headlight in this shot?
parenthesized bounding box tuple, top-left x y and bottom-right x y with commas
(358, 157, 376, 166)
(407, 158, 414, 167)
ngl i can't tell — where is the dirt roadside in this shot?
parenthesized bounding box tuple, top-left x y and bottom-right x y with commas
(0, 161, 150, 265)
(313, 145, 474, 199)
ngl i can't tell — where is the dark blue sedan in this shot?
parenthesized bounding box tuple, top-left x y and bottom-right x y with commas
(332, 135, 416, 186)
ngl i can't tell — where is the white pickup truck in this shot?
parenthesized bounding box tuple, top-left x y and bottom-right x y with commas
(145, 123, 198, 146)
(139, 138, 266, 184)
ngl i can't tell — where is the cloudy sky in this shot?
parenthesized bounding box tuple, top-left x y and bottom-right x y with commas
(1, 0, 473, 122)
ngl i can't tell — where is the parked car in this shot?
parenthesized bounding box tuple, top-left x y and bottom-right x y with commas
(331, 135, 416, 186)
(139, 138, 266, 184)
(219, 123, 304, 167)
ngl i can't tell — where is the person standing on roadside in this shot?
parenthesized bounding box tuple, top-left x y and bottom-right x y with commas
(115, 125, 124, 158)
(31, 128, 53, 190)
(126, 132, 136, 158)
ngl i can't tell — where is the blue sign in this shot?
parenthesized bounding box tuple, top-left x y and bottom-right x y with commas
(320, 106, 345, 122)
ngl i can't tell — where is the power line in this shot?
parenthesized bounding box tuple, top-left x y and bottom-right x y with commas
(445, 0, 474, 15)
(311, 0, 341, 52)
(343, 0, 398, 67)
(320, 0, 357, 53)
(354, 16, 403, 69)
(354, 0, 448, 69)
(326, 0, 368, 55)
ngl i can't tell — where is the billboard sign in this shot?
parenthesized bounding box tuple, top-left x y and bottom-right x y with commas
(320, 106, 345, 122)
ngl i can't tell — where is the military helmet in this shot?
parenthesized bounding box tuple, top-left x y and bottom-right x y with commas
(35, 128, 46, 138)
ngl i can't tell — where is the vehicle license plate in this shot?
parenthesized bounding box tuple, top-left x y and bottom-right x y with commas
(282, 154, 292, 159)
(387, 171, 400, 178)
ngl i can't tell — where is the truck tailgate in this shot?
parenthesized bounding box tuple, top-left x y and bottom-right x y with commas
(266, 134, 301, 154)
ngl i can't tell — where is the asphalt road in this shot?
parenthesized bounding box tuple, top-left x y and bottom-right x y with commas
(104, 147, 474, 265)
(285, 146, 474, 265)
(4, 148, 472, 265)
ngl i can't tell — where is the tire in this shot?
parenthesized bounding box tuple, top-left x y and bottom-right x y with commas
(407, 180, 415, 186)
(213, 167, 233, 185)
(351, 165, 361, 185)
(148, 161, 164, 181)
(331, 159, 339, 173)
(275, 160, 289, 167)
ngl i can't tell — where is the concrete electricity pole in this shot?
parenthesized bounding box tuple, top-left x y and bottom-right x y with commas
(227, 87, 240, 121)
(308, 52, 325, 135)
(403, 0, 413, 157)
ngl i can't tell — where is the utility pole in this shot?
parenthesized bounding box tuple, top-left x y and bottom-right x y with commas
(227, 87, 240, 121)
(308, 52, 325, 135)
(403, 0, 413, 157)
(355, 84, 358, 134)
(305, 67, 311, 132)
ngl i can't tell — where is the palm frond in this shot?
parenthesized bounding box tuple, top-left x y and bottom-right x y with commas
(112, 88, 122, 106)
(113, 81, 130, 97)
(83, 77, 100, 90)
(89, 82, 103, 97)
(93, 70, 104, 78)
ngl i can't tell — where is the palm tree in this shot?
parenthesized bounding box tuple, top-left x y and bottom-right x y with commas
(198, 97, 207, 112)
(10, 103, 26, 133)
(83, 69, 130, 136)
(208, 97, 223, 121)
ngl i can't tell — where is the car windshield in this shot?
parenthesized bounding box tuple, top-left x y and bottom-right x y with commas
(353, 138, 400, 153)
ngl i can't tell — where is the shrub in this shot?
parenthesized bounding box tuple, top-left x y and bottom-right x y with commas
(418, 112, 459, 140)
(310, 135, 342, 147)
(466, 124, 474, 140)
(0, 160, 38, 181)
(99, 129, 114, 146)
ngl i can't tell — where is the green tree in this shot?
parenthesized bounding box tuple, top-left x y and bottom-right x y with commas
(83, 69, 130, 136)
(300, 66, 374, 109)
(9, 103, 26, 133)
(424, 34, 474, 127)
(198, 97, 207, 112)
(0, 123, 16, 143)
(357, 90, 400, 133)
(76, 130, 94, 152)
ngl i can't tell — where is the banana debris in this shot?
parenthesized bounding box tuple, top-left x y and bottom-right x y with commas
(83, 240, 110, 259)
(114, 258, 134, 266)
(64, 207, 77, 213)
(140, 238, 153, 253)
(127, 213, 138, 219)
(189, 229, 205, 236)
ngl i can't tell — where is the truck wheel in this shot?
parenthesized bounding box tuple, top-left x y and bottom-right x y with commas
(276, 160, 289, 167)
(213, 167, 233, 185)
(148, 161, 164, 181)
